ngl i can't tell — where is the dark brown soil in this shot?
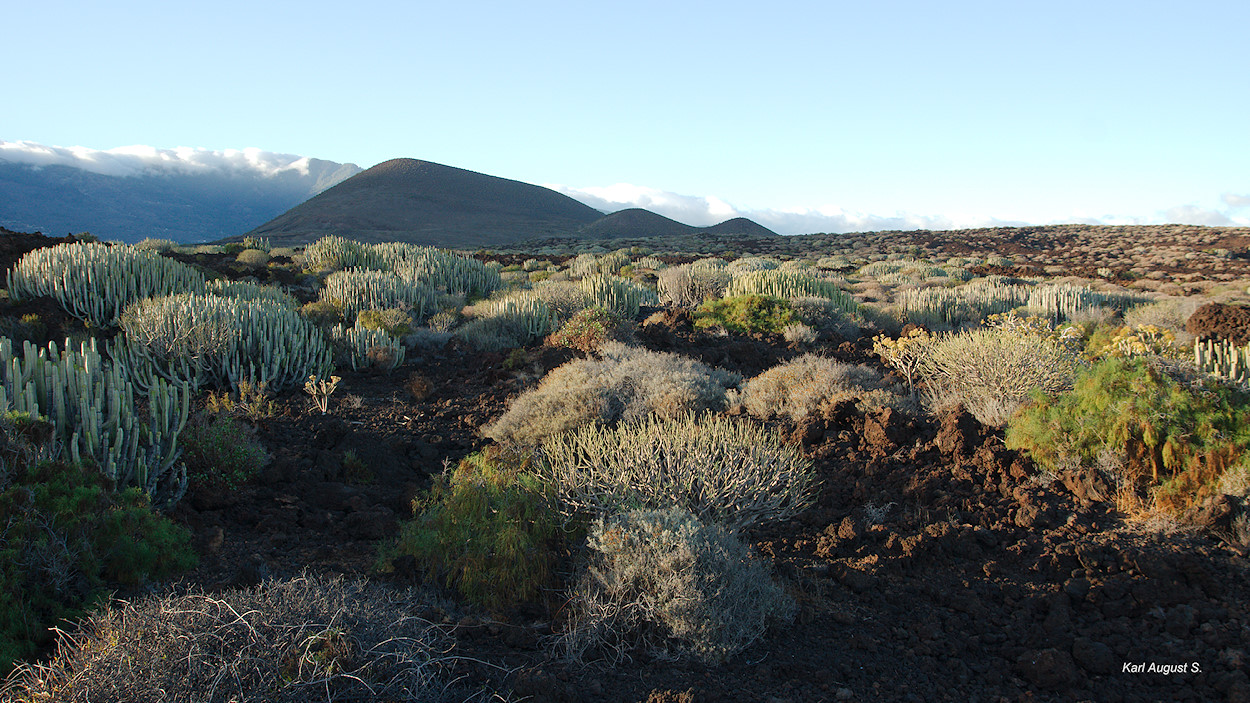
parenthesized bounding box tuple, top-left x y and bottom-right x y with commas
(1, 228, 1248, 702)
(1188, 303, 1250, 346)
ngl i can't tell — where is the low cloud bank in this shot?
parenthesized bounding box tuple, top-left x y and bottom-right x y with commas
(0, 140, 350, 179)
(551, 183, 1250, 235)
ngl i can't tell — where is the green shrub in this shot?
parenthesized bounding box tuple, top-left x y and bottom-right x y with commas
(546, 306, 628, 353)
(738, 355, 896, 420)
(356, 307, 414, 336)
(180, 412, 269, 490)
(299, 299, 344, 327)
(5, 574, 456, 702)
(378, 448, 565, 609)
(0, 454, 195, 675)
(235, 248, 270, 268)
(537, 413, 816, 532)
(558, 507, 794, 665)
(1006, 357, 1250, 515)
(694, 294, 796, 335)
(483, 343, 741, 446)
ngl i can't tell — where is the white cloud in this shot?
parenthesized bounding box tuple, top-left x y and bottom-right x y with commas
(1223, 192, 1250, 208)
(550, 182, 1250, 235)
(547, 182, 1017, 234)
(0, 140, 330, 179)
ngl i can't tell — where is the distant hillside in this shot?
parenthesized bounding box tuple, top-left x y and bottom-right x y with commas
(577, 208, 697, 239)
(244, 159, 606, 248)
(0, 156, 360, 244)
(701, 217, 778, 237)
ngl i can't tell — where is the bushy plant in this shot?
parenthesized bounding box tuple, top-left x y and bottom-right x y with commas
(790, 296, 860, 339)
(0, 453, 195, 674)
(558, 507, 794, 665)
(483, 343, 741, 446)
(235, 248, 270, 268)
(537, 413, 816, 532)
(298, 299, 344, 327)
(355, 307, 414, 336)
(547, 306, 629, 353)
(738, 355, 893, 420)
(5, 574, 458, 702)
(1007, 357, 1250, 515)
(917, 320, 1081, 426)
(180, 411, 269, 490)
(694, 294, 796, 335)
(378, 448, 565, 609)
(657, 264, 730, 307)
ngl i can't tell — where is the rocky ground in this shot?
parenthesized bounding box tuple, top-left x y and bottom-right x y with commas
(2, 229, 1249, 702)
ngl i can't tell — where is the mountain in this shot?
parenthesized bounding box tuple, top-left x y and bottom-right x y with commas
(701, 217, 778, 237)
(576, 208, 698, 239)
(0, 145, 360, 243)
(244, 158, 606, 248)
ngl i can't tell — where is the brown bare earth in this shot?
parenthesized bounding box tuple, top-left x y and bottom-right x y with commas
(2, 228, 1249, 702)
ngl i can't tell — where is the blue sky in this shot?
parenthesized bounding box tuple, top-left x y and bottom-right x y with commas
(5, 0, 1248, 233)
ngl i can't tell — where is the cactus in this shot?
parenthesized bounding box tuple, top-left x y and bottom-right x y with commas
(329, 324, 406, 372)
(726, 270, 858, 316)
(205, 279, 299, 308)
(1195, 337, 1250, 385)
(7, 242, 206, 326)
(580, 274, 659, 320)
(112, 293, 334, 394)
(0, 337, 190, 506)
(302, 235, 385, 271)
(320, 270, 438, 324)
(470, 291, 555, 337)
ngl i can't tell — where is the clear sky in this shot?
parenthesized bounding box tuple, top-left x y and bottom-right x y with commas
(5, 0, 1248, 233)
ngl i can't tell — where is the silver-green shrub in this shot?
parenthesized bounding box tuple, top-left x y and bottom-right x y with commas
(483, 342, 741, 446)
(536, 413, 815, 532)
(454, 291, 554, 351)
(113, 293, 334, 394)
(7, 242, 206, 326)
(558, 507, 794, 665)
(0, 337, 189, 506)
(737, 355, 895, 420)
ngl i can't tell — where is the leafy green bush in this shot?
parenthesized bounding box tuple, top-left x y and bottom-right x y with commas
(1006, 357, 1250, 515)
(378, 448, 565, 609)
(483, 343, 741, 446)
(0, 451, 195, 674)
(558, 507, 794, 665)
(694, 294, 796, 335)
(546, 306, 628, 353)
(537, 413, 816, 532)
(180, 411, 269, 490)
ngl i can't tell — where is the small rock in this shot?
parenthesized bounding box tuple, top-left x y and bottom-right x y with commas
(1015, 648, 1078, 689)
(1165, 604, 1196, 638)
(836, 688, 854, 701)
(1071, 637, 1117, 675)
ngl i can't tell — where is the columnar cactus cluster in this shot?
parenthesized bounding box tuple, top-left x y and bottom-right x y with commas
(0, 337, 190, 506)
(580, 274, 659, 320)
(470, 291, 555, 337)
(329, 324, 406, 372)
(320, 270, 438, 324)
(113, 293, 334, 394)
(1195, 337, 1250, 385)
(726, 270, 859, 316)
(7, 242, 206, 326)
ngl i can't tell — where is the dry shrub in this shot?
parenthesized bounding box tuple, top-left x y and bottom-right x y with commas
(236, 248, 271, 268)
(920, 326, 1079, 427)
(483, 342, 741, 446)
(1122, 297, 1202, 344)
(737, 355, 894, 420)
(557, 507, 794, 665)
(3, 574, 467, 703)
(406, 372, 432, 402)
(536, 413, 816, 532)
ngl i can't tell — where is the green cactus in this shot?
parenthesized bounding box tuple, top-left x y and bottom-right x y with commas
(580, 274, 659, 320)
(0, 337, 190, 506)
(7, 242, 206, 326)
(1195, 337, 1250, 385)
(329, 324, 406, 372)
